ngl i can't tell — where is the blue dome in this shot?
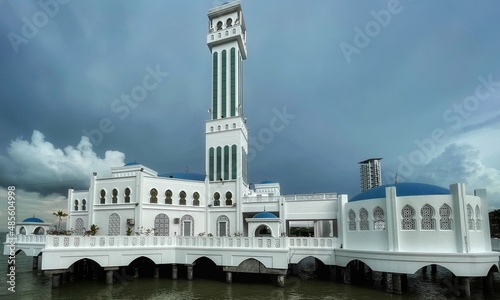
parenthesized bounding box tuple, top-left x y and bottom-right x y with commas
(253, 212, 277, 218)
(22, 217, 44, 223)
(260, 180, 274, 184)
(124, 162, 140, 166)
(159, 172, 205, 181)
(349, 182, 450, 202)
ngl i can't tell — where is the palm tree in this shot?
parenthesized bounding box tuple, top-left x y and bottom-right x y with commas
(53, 210, 68, 230)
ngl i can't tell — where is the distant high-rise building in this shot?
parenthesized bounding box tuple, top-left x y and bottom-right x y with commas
(359, 158, 382, 192)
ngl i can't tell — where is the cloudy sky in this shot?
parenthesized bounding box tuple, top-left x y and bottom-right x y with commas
(1, 0, 500, 228)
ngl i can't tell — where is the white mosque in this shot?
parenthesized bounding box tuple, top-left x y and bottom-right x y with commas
(5, 1, 499, 296)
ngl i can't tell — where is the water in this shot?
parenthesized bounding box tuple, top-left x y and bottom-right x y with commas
(1, 235, 499, 299)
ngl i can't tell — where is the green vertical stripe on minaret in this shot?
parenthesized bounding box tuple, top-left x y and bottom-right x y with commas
(231, 144, 237, 179)
(230, 48, 236, 116)
(212, 52, 218, 119)
(209, 147, 214, 181)
(216, 146, 222, 181)
(224, 145, 229, 180)
(221, 50, 227, 118)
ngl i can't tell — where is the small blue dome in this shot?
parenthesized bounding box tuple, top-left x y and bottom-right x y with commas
(350, 182, 450, 202)
(261, 180, 274, 184)
(253, 212, 277, 218)
(124, 162, 140, 166)
(22, 217, 44, 223)
(159, 172, 205, 181)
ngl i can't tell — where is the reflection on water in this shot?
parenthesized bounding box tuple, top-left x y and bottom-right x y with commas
(1, 252, 499, 300)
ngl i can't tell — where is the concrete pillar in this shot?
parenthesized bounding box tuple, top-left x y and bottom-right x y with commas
(392, 273, 402, 295)
(483, 272, 494, 294)
(106, 270, 114, 285)
(52, 273, 61, 289)
(187, 265, 193, 281)
(226, 271, 232, 284)
(172, 264, 178, 280)
(32, 256, 39, 270)
(342, 266, 351, 284)
(459, 277, 471, 298)
(154, 267, 159, 278)
(276, 274, 285, 288)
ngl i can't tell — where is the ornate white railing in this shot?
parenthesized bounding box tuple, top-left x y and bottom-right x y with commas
(243, 193, 337, 203)
(5, 234, 46, 244)
(288, 237, 339, 248)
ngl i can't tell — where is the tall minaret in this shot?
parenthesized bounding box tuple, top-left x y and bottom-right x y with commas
(205, 1, 248, 233)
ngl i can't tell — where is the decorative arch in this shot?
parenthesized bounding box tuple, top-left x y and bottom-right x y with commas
(33, 227, 45, 235)
(75, 218, 85, 235)
(154, 213, 169, 236)
(100, 189, 106, 204)
(112, 188, 118, 203)
(216, 215, 230, 237)
(179, 190, 187, 205)
(124, 188, 131, 203)
(180, 214, 194, 236)
(348, 209, 356, 231)
(359, 208, 369, 230)
(401, 205, 416, 230)
(373, 206, 385, 230)
(475, 205, 482, 231)
(214, 192, 221, 206)
(150, 188, 158, 203)
(466, 204, 474, 230)
(108, 213, 120, 236)
(74, 199, 79, 211)
(19, 226, 26, 235)
(193, 192, 200, 206)
(439, 204, 452, 230)
(82, 199, 87, 210)
(255, 224, 272, 237)
(420, 204, 436, 230)
(165, 189, 172, 204)
(225, 191, 233, 206)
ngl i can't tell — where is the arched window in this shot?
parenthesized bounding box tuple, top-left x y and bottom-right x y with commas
(74, 199, 79, 211)
(212, 52, 218, 119)
(216, 146, 222, 180)
(467, 204, 474, 230)
(420, 204, 436, 230)
(217, 21, 223, 30)
(165, 189, 172, 204)
(193, 192, 200, 206)
(75, 218, 85, 235)
(154, 213, 169, 236)
(124, 188, 131, 203)
(225, 191, 233, 206)
(439, 204, 452, 230)
(181, 214, 194, 236)
(214, 192, 220, 206)
(373, 206, 385, 230)
(179, 191, 186, 205)
(82, 199, 87, 210)
(209, 147, 215, 181)
(150, 188, 158, 203)
(33, 227, 44, 235)
(217, 215, 230, 237)
(19, 226, 26, 235)
(359, 208, 369, 230)
(475, 205, 482, 231)
(348, 209, 356, 231)
(226, 18, 232, 27)
(100, 189, 106, 204)
(231, 145, 237, 180)
(108, 213, 120, 236)
(224, 145, 230, 180)
(401, 205, 416, 230)
(112, 188, 118, 203)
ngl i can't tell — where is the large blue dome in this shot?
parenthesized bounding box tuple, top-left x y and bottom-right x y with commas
(253, 212, 277, 218)
(22, 217, 44, 223)
(349, 182, 450, 202)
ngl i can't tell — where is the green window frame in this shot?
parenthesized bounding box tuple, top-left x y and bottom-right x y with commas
(209, 147, 215, 181)
(216, 146, 222, 181)
(221, 50, 227, 118)
(231, 144, 237, 180)
(230, 48, 236, 116)
(224, 145, 229, 180)
(212, 52, 218, 119)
